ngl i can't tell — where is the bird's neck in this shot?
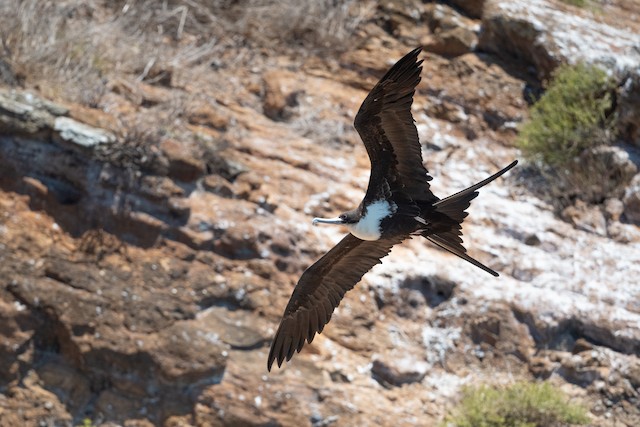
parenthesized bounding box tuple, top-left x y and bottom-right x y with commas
(347, 200, 394, 241)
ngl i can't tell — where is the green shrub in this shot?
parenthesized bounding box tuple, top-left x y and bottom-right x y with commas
(517, 62, 615, 167)
(443, 381, 590, 427)
(78, 419, 96, 427)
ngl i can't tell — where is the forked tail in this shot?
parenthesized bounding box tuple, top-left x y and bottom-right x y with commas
(423, 160, 518, 277)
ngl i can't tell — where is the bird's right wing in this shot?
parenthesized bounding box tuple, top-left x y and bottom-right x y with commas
(268, 233, 405, 371)
(354, 47, 437, 204)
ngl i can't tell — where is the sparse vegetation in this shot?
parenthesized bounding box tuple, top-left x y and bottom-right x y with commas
(0, 0, 374, 105)
(76, 418, 96, 427)
(443, 381, 590, 427)
(516, 62, 623, 208)
(517, 62, 615, 168)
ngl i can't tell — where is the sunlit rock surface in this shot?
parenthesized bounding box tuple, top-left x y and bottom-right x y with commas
(0, 1, 639, 426)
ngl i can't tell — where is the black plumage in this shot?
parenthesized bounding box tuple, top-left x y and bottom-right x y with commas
(268, 47, 517, 371)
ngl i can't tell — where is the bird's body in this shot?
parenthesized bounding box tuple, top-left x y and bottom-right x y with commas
(268, 47, 517, 371)
(343, 199, 394, 241)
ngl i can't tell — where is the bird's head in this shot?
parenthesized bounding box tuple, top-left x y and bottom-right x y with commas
(312, 210, 359, 226)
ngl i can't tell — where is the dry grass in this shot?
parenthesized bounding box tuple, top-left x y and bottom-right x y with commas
(0, 0, 375, 105)
(0, 0, 375, 183)
(0, 1, 106, 103)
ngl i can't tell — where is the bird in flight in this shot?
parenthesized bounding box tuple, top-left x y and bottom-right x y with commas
(267, 47, 517, 371)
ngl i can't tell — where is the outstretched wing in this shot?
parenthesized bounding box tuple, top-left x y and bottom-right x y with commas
(354, 47, 437, 204)
(268, 233, 405, 371)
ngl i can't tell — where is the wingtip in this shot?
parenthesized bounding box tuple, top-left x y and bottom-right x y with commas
(409, 46, 423, 62)
(399, 46, 423, 64)
(266, 332, 296, 372)
(266, 349, 284, 372)
(267, 333, 282, 372)
(267, 350, 275, 372)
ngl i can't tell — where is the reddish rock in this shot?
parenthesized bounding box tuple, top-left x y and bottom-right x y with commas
(371, 357, 429, 387)
(67, 103, 121, 134)
(202, 174, 235, 198)
(262, 70, 300, 121)
(450, 0, 486, 19)
(424, 26, 477, 57)
(160, 138, 206, 182)
(0, 2, 639, 425)
(424, 2, 479, 57)
(561, 201, 607, 236)
(186, 103, 230, 130)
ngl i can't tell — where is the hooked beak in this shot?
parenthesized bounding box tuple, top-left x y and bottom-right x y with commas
(312, 217, 345, 226)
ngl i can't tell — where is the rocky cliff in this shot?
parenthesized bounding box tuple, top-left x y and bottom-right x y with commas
(1, 0, 639, 426)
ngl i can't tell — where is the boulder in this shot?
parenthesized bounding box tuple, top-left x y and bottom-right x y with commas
(371, 356, 429, 387)
(449, 0, 486, 19)
(424, 4, 478, 57)
(424, 27, 477, 57)
(53, 116, 115, 149)
(262, 70, 301, 121)
(479, 0, 640, 78)
(561, 200, 607, 236)
(160, 138, 206, 182)
(186, 103, 230, 130)
(571, 145, 637, 203)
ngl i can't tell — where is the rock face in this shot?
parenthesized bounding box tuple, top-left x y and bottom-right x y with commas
(423, 4, 479, 57)
(624, 174, 640, 224)
(0, 90, 245, 250)
(1, 1, 640, 427)
(479, 0, 640, 78)
(618, 72, 640, 147)
(571, 145, 638, 204)
(449, 0, 486, 19)
(478, 0, 640, 148)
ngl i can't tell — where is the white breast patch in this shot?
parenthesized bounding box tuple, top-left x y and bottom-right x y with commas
(347, 200, 394, 241)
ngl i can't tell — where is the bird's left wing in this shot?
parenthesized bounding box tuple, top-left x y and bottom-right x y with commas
(268, 233, 405, 371)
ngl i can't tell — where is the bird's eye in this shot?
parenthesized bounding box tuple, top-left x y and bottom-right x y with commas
(339, 214, 346, 221)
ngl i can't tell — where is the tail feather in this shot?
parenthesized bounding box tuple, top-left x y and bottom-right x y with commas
(435, 160, 518, 210)
(427, 233, 498, 277)
(433, 192, 477, 222)
(423, 160, 517, 276)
